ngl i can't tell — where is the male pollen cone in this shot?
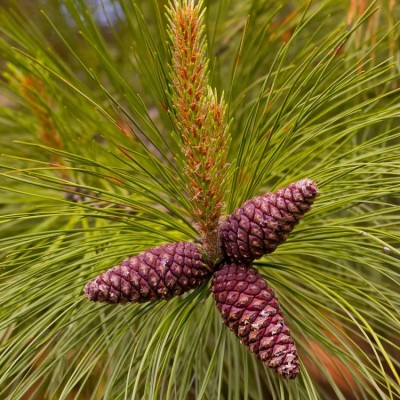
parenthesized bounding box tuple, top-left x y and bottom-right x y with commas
(220, 179, 318, 265)
(211, 263, 300, 379)
(84, 242, 211, 303)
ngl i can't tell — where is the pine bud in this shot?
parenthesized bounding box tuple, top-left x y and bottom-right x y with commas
(220, 179, 318, 265)
(211, 263, 300, 379)
(85, 242, 210, 303)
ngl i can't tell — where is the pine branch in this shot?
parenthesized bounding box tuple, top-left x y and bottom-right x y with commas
(0, 0, 399, 398)
(167, 0, 230, 264)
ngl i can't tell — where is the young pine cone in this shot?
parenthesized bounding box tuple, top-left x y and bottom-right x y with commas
(85, 242, 210, 303)
(220, 179, 318, 265)
(211, 263, 299, 379)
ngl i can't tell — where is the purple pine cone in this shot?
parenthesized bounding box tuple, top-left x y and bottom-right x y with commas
(220, 179, 318, 265)
(85, 242, 211, 303)
(211, 263, 300, 379)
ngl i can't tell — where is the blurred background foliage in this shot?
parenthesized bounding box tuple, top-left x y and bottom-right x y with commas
(0, 0, 399, 399)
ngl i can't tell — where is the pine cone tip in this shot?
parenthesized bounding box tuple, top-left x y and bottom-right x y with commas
(294, 178, 319, 198)
(278, 357, 300, 379)
(84, 280, 101, 302)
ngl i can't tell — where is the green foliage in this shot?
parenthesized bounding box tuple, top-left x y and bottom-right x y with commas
(0, 0, 399, 399)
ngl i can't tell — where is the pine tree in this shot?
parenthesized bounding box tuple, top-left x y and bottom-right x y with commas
(0, 0, 399, 399)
